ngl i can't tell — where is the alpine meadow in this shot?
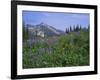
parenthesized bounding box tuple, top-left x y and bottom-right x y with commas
(22, 11, 90, 68)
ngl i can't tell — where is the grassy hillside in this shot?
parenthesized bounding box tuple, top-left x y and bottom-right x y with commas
(23, 29, 89, 68)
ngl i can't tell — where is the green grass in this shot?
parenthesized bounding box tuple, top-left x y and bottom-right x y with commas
(23, 30, 89, 68)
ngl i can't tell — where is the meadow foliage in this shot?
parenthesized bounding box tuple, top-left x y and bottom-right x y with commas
(23, 26, 89, 68)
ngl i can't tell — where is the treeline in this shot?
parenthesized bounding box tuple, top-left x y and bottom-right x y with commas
(23, 22, 29, 41)
(65, 24, 89, 33)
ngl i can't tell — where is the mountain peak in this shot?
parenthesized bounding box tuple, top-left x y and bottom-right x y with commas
(39, 22, 48, 26)
(27, 22, 65, 37)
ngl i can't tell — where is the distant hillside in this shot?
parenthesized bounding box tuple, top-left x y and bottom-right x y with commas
(26, 22, 65, 37)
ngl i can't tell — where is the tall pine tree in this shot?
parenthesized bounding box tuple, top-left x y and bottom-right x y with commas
(70, 26, 72, 32)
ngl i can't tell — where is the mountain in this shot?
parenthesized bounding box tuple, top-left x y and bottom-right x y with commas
(27, 22, 65, 37)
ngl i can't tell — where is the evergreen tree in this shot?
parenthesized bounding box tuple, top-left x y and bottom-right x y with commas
(23, 21, 29, 41)
(79, 24, 82, 30)
(65, 28, 68, 33)
(88, 24, 90, 30)
(67, 27, 70, 33)
(66, 27, 70, 33)
(70, 26, 72, 32)
(73, 25, 76, 32)
(76, 24, 79, 32)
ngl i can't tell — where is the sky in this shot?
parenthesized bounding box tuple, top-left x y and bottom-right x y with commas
(22, 11, 90, 31)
